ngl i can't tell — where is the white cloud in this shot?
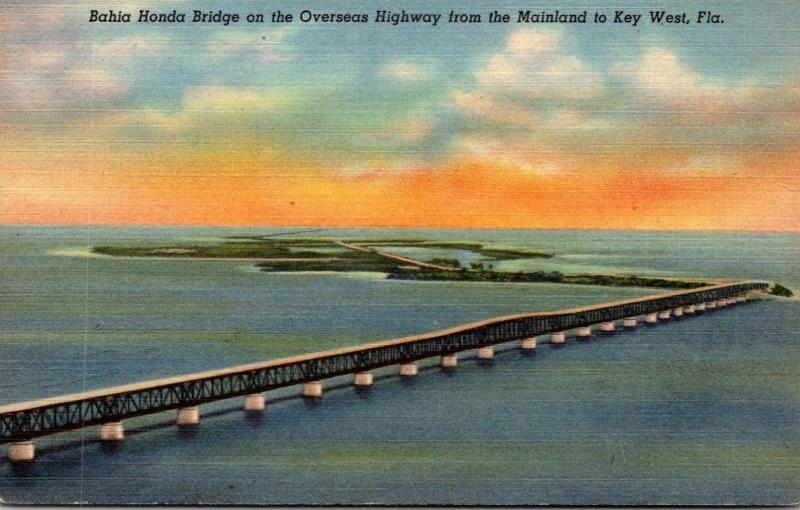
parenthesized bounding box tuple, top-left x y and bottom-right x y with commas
(474, 28, 601, 101)
(89, 85, 293, 138)
(380, 60, 427, 82)
(453, 135, 567, 174)
(452, 27, 601, 132)
(612, 47, 753, 110)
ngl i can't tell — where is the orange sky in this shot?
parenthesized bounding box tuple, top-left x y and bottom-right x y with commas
(4, 154, 798, 231)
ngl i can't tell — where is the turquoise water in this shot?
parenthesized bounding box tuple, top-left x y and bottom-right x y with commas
(0, 226, 798, 504)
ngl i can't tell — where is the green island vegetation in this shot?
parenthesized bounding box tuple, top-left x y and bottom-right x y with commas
(227, 236, 554, 259)
(428, 258, 461, 268)
(768, 283, 794, 297)
(94, 240, 344, 259)
(92, 237, 793, 296)
(387, 269, 710, 289)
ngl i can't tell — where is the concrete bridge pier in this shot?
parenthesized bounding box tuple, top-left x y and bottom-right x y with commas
(353, 372, 374, 387)
(8, 440, 35, 462)
(695, 302, 706, 313)
(673, 307, 684, 318)
(716, 299, 727, 308)
(176, 406, 200, 427)
(658, 310, 671, 320)
(550, 331, 566, 345)
(303, 381, 323, 397)
(577, 326, 592, 339)
(399, 362, 418, 376)
(599, 321, 616, 334)
(441, 354, 458, 369)
(683, 304, 695, 315)
(477, 346, 494, 360)
(623, 317, 638, 329)
(736, 295, 746, 303)
(100, 421, 125, 441)
(520, 337, 537, 350)
(244, 394, 266, 412)
(726, 297, 737, 306)
(644, 313, 658, 325)
(706, 301, 716, 310)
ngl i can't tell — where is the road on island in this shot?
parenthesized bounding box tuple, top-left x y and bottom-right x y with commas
(335, 241, 461, 271)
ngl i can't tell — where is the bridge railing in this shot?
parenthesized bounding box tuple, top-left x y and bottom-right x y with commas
(0, 280, 768, 443)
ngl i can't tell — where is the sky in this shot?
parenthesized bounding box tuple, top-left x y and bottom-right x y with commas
(1, 0, 799, 231)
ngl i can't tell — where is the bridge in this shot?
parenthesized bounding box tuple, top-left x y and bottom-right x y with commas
(0, 280, 768, 461)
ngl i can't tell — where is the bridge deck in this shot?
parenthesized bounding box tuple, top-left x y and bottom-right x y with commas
(0, 280, 768, 442)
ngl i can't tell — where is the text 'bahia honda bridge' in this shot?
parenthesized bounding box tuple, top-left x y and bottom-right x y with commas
(0, 281, 768, 462)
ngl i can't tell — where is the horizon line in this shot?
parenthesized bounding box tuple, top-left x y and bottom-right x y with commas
(1, 222, 797, 235)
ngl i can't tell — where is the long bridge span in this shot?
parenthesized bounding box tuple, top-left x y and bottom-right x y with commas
(0, 280, 768, 461)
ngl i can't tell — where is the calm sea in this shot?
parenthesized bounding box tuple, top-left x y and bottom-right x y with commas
(0, 226, 798, 504)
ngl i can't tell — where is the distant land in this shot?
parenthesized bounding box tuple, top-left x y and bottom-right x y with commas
(92, 236, 793, 296)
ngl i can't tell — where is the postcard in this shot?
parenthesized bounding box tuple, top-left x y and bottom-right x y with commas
(1, 0, 798, 505)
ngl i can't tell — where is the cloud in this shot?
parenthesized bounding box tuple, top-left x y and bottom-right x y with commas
(384, 117, 434, 142)
(380, 60, 427, 82)
(452, 90, 538, 126)
(608, 48, 800, 158)
(547, 110, 609, 130)
(0, 31, 169, 113)
(612, 47, 754, 111)
(182, 85, 288, 112)
(451, 27, 601, 136)
(93, 85, 293, 138)
(453, 134, 574, 175)
(339, 115, 440, 175)
(358, 116, 434, 145)
(447, 28, 613, 171)
(668, 153, 742, 174)
(474, 28, 601, 101)
(0, 42, 130, 111)
(448, 33, 800, 175)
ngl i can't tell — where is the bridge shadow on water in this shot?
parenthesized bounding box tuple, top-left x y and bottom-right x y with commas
(243, 411, 266, 428)
(354, 386, 372, 399)
(176, 425, 199, 440)
(8, 460, 38, 478)
(398, 376, 416, 388)
(300, 396, 322, 410)
(476, 358, 495, 369)
(99, 441, 124, 456)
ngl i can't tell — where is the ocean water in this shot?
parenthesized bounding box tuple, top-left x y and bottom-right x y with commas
(0, 225, 798, 505)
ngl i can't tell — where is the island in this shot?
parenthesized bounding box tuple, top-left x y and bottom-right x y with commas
(92, 236, 793, 296)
